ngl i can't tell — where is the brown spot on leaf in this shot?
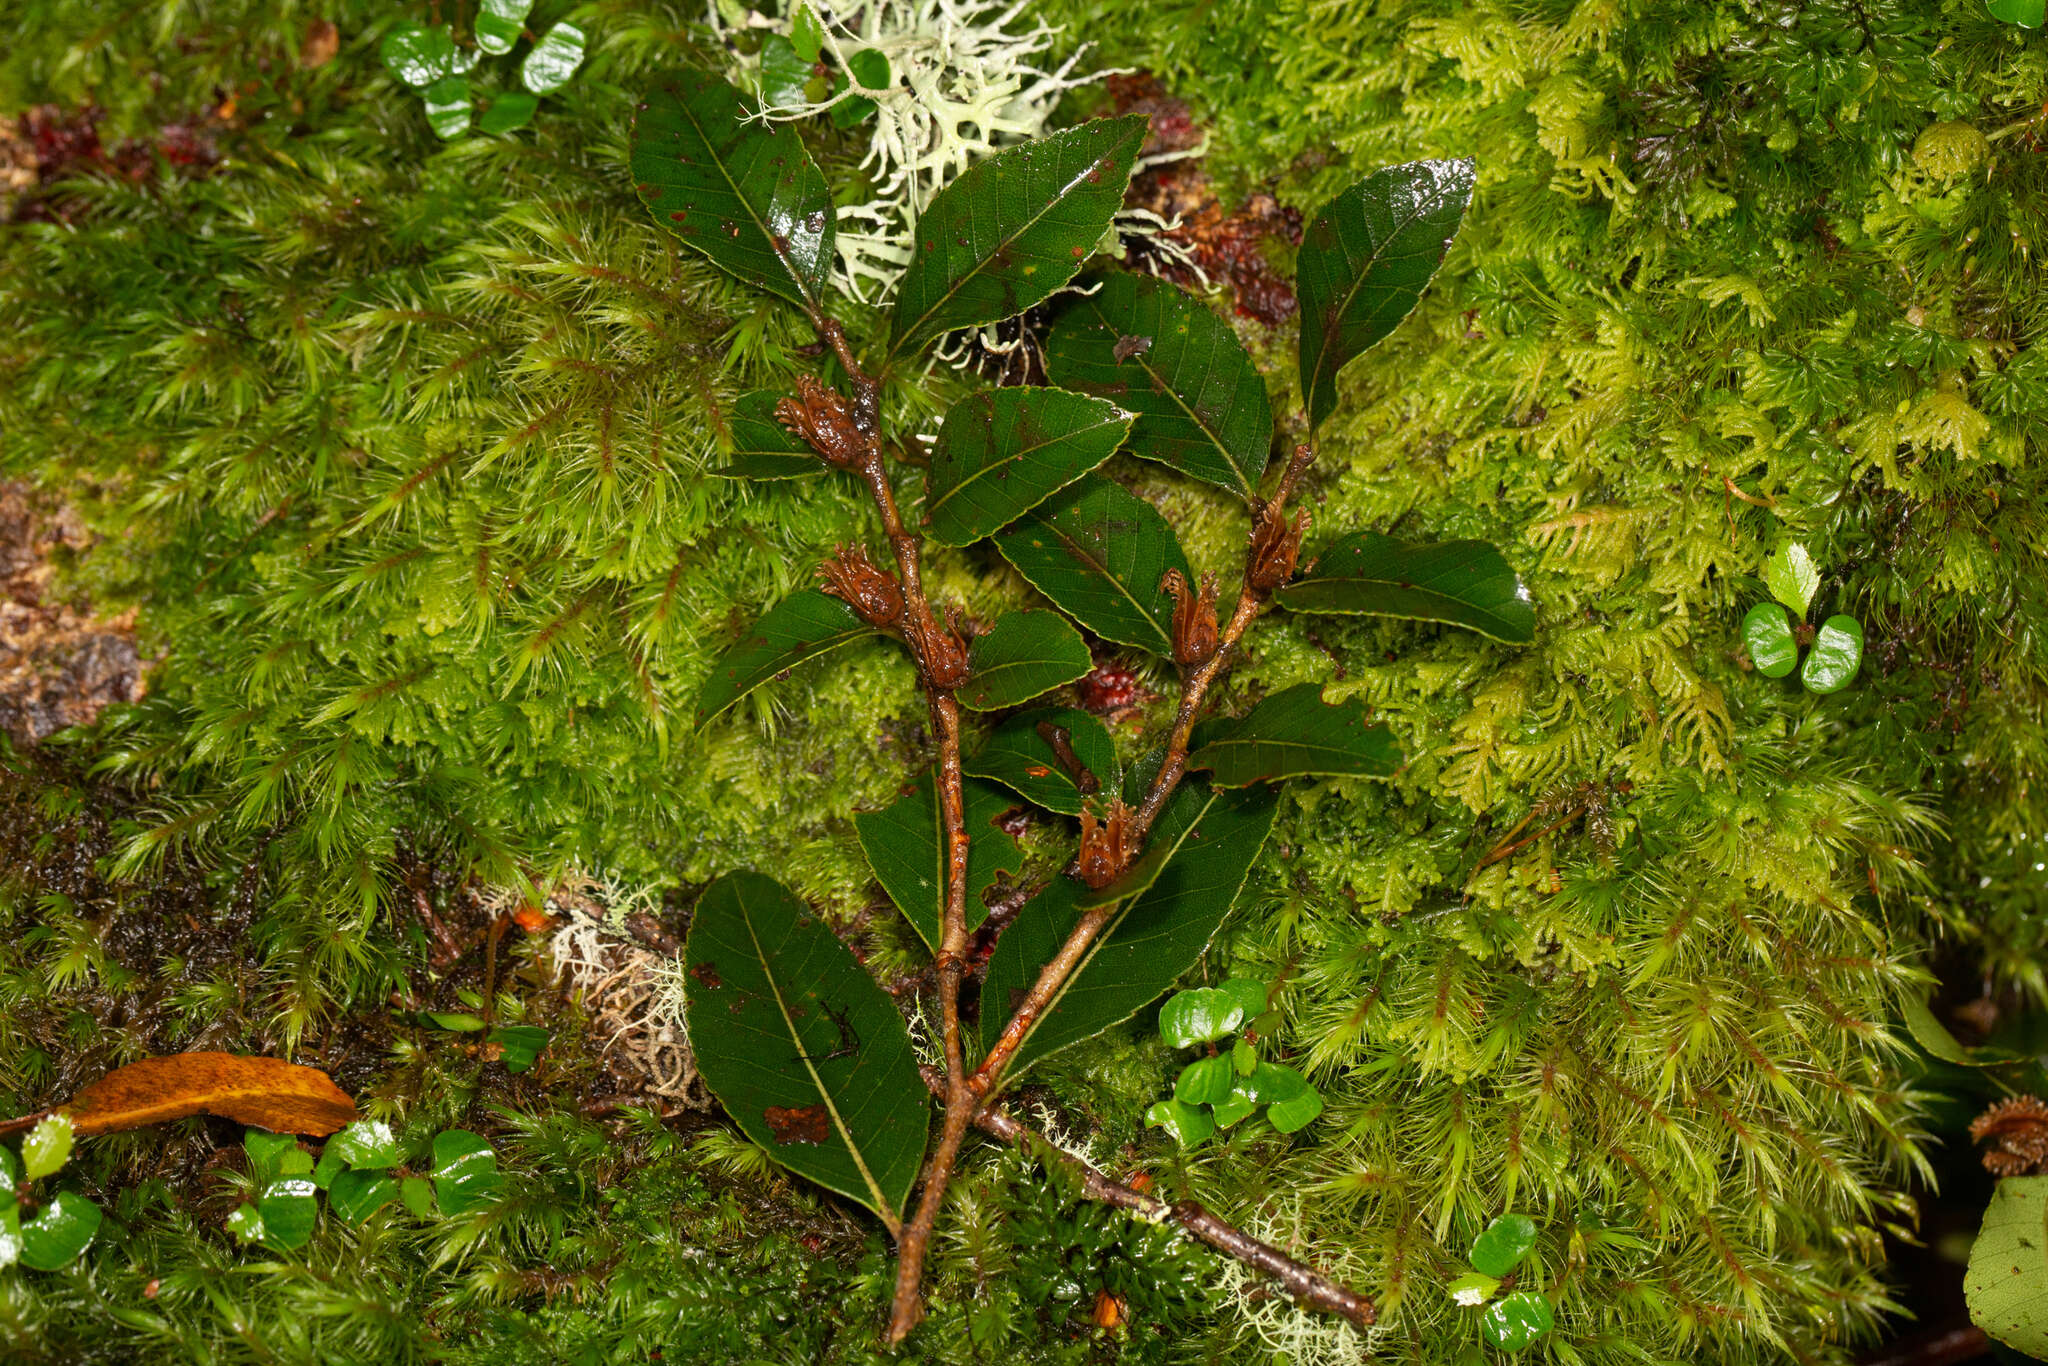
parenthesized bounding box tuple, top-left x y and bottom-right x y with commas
(1112, 334, 1153, 362)
(764, 1103, 831, 1145)
(691, 961, 723, 989)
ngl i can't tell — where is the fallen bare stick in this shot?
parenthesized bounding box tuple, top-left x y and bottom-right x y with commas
(921, 1067, 1375, 1330)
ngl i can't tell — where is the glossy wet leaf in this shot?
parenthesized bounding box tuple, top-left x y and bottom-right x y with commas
(790, 4, 825, 61)
(1742, 602, 1797, 678)
(1232, 1037, 1258, 1076)
(1211, 1094, 1258, 1128)
(0, 1195, 20, 1269)
(1765, 540, 1820, 615)
(1480, 1290, 1555, 1352)
(520, 22, 584, 94)
(1470, 1212, 1540, 1278)
(1188, 683, 1401, 787)
(1159, 987, 1244, 1047)
(245, 1130, 312, 1187)
(1144, 1098, 1213, 1147)
(487, 1025, 549, 1073)
(48, 1052, 357, 1138)
(1244, 1060, 1314, 1105)
(962, 707, 1117, 816)
(1218, 978, 1268, 1026)
(693, 589, 877, 728)
(1044, 273, 1274, 496)
(1967, 1174, 2048, 1356)
(328, 1169, 399, 1224)
(758, 34, 811, 108)
(718, 390, 826, 479)
(683, 873, 928, 1227)
(19, 1191, 100, 1271)
(976, 780, 1279, 1077)
(1275, 532, 1535, 643)
(260, 1177, 319, 1250)
(478, 92, 539, 136)
(1174, 1054, 1235, 1107)
(1988, 0, 2045, 24)
(1801, 614, 1863, 694)
(632, 78, 836, 310)
(992, 473, 1194, 656)
(1298, 158, 1475, 429)
(958, 611, 1093, 711)
(380, 22, 463, 87)
(889, 116, 1148, 358)
(226, 1202, 263, 1243)
(1265, 1087, 1324, 1133)
(854, 772, 1024, 952)
(21, 1115, 71, 1182)
(924, 387, 1131, 547)
(1447, 1271, 1502, 1305)
(0, 1146, 17, 1195)
(432, 1130, 504, 1215)
(422, 75, 472, 139)
(475, 0, 533, 54)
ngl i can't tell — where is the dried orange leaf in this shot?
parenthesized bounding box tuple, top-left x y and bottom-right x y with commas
(54, 1053, 357, 1138)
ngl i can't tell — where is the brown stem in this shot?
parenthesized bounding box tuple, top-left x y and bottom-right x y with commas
(921, 1068, 1375, 1330)
(971, 444, 1318, 1100)
(809, 315, 977, 1343)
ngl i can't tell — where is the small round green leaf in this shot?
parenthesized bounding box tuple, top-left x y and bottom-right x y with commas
(1470, 1212, 1539, 1278)
(225, 1203, 264, 1244)
(1764, 540, 1820, 616)
(1448, 1270, 1502, 1306)
(328, 1119, 404, 1171)
(1742, 602, 1797, 678)
(329, 1169, 400, 1224)
(1174, 1054, 1236, 1107)
(520, 22, 585, 95)
(1480, 1290, 1555, 1352)
(431, 1130, 504, 1215)
(423, 75, 473, 140)
(20, 1191, 100, 1270)
(474, 0, 534, 54)
(259, 1177, 319, 1250)
(1989, 0, 2046, 24)
(0, 1145, 20, 1195)
(958, 611, 1093, 712)
(400, 1175, 436, 1218)
(478, 92, 540, 136)
(1231, 1037, 1258, 1076)
(1217, 978, 1269, 1025)
(1159, 987, 1245, 1047)
(380, 22, 461, 87)
(1244, 1060, 1313, 1104)
(1801, 614, 1863, 694)
(1265, 1088, 1323, 1133)
(846, 48, 891, 90)
(22, 1114, 73, 1182)
(1211, 1095, 1258, 1128)
(1144, 1098, 1214, 1147)
(0, 1195, 21, 1269)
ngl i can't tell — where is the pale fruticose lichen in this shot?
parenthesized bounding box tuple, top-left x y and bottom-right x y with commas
(712, 0, 1104, 301)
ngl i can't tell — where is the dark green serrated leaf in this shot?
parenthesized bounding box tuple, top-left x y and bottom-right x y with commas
(683, 873, 928, 1225)
(1159, 987, 1243, 1047)
(1802, 614, 1863, 694)
(854, 773, 1023, 952)
(1743, 602, 1798, 678)
(1298, 159, 1475, 429)
(889, 116, 1148, 359)
(1044, 273, 1274, 496)
(1481, 1291, 1555, 1352)
(19, 1191, 100, 1271)
(329, 1169, 399, 1224)
(432, 1130, 503, 1215)
(521, 22, 584, 94)
(1175, 1054, 1235, 1106)
(924, 387, 1131, 547)
(381, 22, 463, 87)
(975, 780, 1279, 1078)
(717, 390, 826, 479)
(1276, 531, 1535, 644)
(260, 1177, 318, 1249)
(478, 92, 539, 136)
(962, 707, 1117, 816)
(1471, 1213, 1540, 1277)
(1187, 682, 1400, 787)
(694, 589, 878, 728)
(992, 473, 1193, 656)
(475, 0, 533, 55)
(958, 611, 1093, 711)
(632, 78, 835, 310)
(422, 75, 472, 139)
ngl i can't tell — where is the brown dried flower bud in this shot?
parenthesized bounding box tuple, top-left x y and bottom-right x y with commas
(1160, 568, 1220, 667)
(906, 605, 972, 689)
(1246, 499, 1310, 593)
(1076, 799, 1133, 889)
(775, 374, 868, 469)
(817, 544, 904, 628)
(1972, 1094, 2048, 1176)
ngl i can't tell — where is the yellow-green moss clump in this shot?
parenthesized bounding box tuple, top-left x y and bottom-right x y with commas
(4, 0, 2046, 1361)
